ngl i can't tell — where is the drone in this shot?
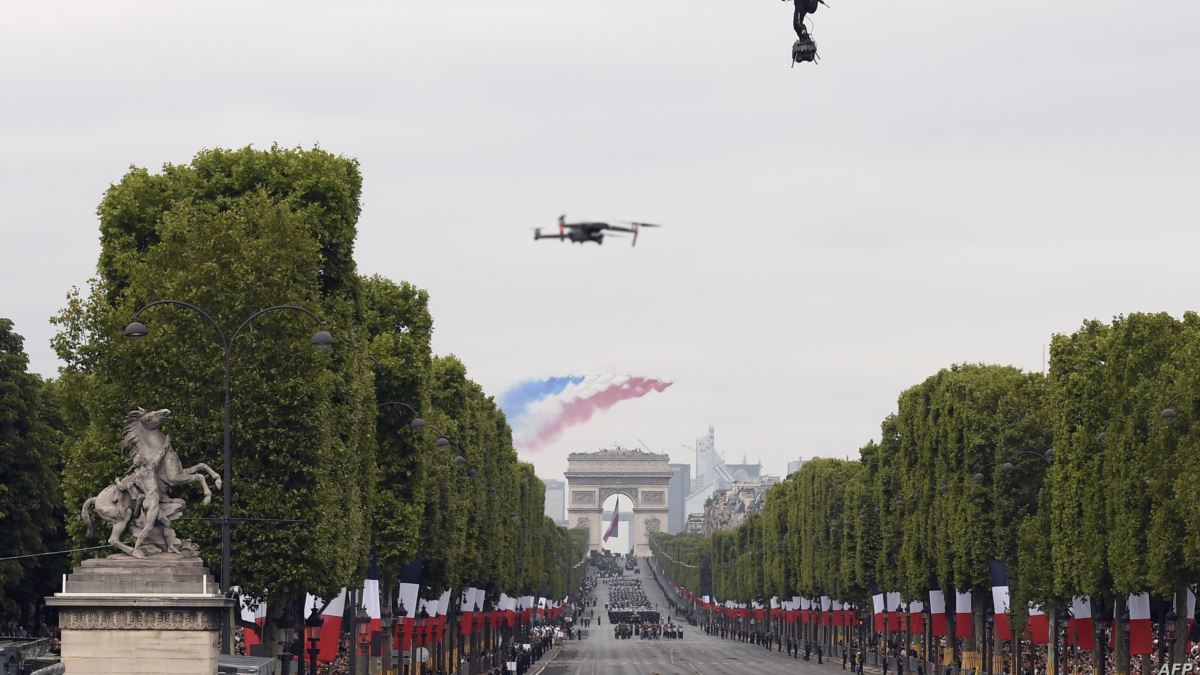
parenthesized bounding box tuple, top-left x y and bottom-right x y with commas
(534, 215, 662, 247)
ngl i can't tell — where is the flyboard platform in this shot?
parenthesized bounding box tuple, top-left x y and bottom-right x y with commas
(792, 37, 817, 66)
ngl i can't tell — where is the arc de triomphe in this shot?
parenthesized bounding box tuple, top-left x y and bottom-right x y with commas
(563, 448, 671, 557)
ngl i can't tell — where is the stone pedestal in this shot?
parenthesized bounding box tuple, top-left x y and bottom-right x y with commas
(46, 554, 233, 675)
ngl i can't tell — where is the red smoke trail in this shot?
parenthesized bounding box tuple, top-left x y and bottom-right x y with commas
(524, 377, 672, 450)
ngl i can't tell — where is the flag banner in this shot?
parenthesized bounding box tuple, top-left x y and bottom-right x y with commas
(930, 590, 948, 637)
(461, 588, 476, 637)
(603, 498, 620, 542)
(363, 577, 382, 637)
(317, 589, 346, 663)
(910, 601, 926, 634)
(873, 593, 885, 632)
(234, 589, 267, 653)
(1028, 604, 1049, 645)
(955, 591, 974, 638)
(1128, 593, 1153, 655)
(886, 593, 902, 631)
(992, 586, 1012, 641)
(1068, 596, 1095, 650)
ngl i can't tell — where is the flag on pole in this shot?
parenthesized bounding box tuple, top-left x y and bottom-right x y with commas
(603, 498, 620, 542)
(233, 589, 267, 653)
(1028, 603, 1049, 644)
(317, 589, 346, 663)
(1128, 593, 1153, 655)
(955, 590, 974, 638)
(1067, 597, 1095, 650)
(991, 561, 1013, 641)
(930, 590, 948, 637)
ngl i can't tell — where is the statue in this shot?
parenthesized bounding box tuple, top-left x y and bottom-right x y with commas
(81, 408, 221, 559)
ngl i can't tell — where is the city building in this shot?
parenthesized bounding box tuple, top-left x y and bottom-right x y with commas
(684, 426, 763, 517)
(542, 478, 567, 526)
(684, 513, 705, 535)
(667, 463, 691, 534)
(701, 477, 780, 535)
(787, 459, 806, 476)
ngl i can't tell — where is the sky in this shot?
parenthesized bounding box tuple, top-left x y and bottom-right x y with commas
(2, 1, 1198, 486)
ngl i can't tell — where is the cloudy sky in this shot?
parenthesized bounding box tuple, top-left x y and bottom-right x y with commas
(2, 1, 1198, 486)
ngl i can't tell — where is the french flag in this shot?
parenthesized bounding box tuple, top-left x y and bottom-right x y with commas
(316, 589, 346, 664)
(991, 561, 1012, 641)
(955, 591, 974, 638)
(603, 498, 620, 542)
(929, 590, 948, 637)
(395, 560, 422, 651)
(1027, 604, 1049, 644)
(1068, 596, 1095, 650)
(909, 601, 926, 634)
(872, 594, 885, 632)
(1128, 593, 1153, 655)
(886, 593, 902, 631)
(235, 591, 267, 653)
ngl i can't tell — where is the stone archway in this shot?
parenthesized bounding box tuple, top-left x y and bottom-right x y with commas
(563, 448, 671, 557)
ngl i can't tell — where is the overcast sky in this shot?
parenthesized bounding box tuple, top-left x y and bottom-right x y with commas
(2, 1, 1198, 485)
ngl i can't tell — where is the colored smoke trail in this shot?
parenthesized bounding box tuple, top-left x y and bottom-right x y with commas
(499, 375, 673, 451)
(498, 375, 584, 420)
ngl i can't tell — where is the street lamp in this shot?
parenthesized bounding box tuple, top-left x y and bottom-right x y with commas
(356, 605, 372, 675)
(304, 606, 323, 675)
(125, 300, 330, 654)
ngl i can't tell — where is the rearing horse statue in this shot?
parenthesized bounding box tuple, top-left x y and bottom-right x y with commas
(81, 408, 221, 558)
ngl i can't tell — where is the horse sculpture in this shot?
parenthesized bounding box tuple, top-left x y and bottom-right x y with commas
(81, 408, 221, 559)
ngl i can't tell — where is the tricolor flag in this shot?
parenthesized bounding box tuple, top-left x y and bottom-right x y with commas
(396, 560, 423, 651)
(909, 601, 926, 634)
(929, 590, 948, 637)
(316, 589, 346, 663)
(1127, 593, 1152, 655)
(872, 594, 885, 632)
(886, 593, 902, 631)
(1068, 596, 1095, 650)
(234, 590, 267, 653)
(955, 590, 974, 638)
(991, 561, 1012, 641)
(1028, 603, 1049, 645)
(603, 498, 620, 542)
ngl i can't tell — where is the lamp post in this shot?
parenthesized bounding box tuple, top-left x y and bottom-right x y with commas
(305, 605, 323, 675)
(356, 605, 372, 675)
(125, 300, 330, 654)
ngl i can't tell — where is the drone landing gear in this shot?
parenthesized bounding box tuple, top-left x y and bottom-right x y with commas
(792, 36, 817, 66)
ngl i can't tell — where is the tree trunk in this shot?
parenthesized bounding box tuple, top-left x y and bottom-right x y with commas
(1173, 584, 1190, 665)
(1048, 611, 1059, 675)
(1114, 594, 1129, 675)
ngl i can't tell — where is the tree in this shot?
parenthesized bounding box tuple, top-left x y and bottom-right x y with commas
(0, 318, 67, 630)
(52, 146, 375, 651)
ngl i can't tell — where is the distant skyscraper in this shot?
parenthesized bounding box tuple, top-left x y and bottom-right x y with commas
(787, 459, 806, 476)
(668, 463, 691, 534)
(542, 478, 567, 526)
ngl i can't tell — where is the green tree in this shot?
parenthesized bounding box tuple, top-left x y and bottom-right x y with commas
(0, 319, 67, 630)
(52, 146, 375, 650)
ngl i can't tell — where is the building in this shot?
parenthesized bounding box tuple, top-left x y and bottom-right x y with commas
(787, 459, 806, 476)
(542, 478, 567, 526)
(684, 513, 705, 534)
(701, 477, 780, 535)
(684, 426, 763, 517)
(667, 463, 691, 534)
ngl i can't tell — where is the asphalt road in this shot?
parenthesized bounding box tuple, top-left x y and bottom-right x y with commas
(536, 559, 838, 675)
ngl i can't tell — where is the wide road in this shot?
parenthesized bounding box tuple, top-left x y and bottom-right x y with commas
(537, 557, 838, 675)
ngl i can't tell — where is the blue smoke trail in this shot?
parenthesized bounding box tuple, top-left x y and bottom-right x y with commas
(498, 376, 584, 421)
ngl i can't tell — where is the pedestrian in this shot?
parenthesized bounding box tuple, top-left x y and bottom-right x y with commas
(843, 644, 849, 669)
(818, 643, 824, 664)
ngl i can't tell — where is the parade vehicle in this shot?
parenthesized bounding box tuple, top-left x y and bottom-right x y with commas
(533, 215, 662, 247)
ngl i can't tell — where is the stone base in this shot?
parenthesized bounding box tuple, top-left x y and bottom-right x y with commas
(62, 629, 218, 674)
(46, 555, 233, 675)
